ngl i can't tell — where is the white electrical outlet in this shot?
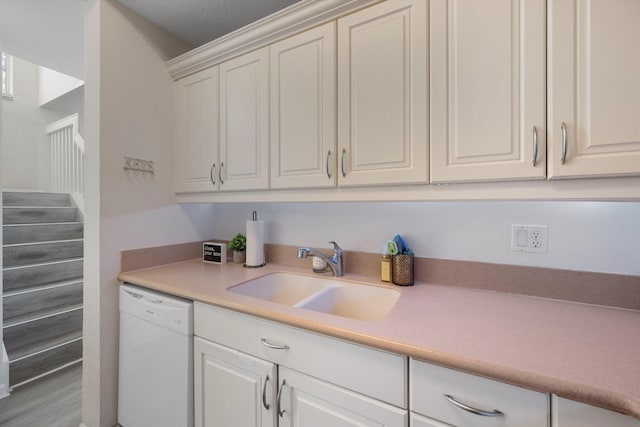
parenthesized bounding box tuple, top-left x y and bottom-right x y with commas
(511, 225, 548, 254)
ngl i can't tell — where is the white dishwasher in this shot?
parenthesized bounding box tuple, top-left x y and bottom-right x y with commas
(118, 284, 193, 427)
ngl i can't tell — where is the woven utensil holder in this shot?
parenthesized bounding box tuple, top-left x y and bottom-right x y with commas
(392, 254, 414, 286)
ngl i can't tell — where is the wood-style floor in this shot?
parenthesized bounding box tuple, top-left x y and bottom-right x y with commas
(0, 363, 82, 427)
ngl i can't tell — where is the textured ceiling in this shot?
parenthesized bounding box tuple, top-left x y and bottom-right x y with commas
(117, 0, 302, 48)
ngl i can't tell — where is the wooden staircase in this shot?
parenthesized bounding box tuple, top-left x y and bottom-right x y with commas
(2, 191, 83, 388)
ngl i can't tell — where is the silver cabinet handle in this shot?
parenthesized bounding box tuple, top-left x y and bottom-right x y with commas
(444, 394, 504, 417)
(340, 148, 347, 178)
(262, 374, 270, 410)
(326, 150, 332, 179)
(276, 379, 286, 417)
(209, 163, 216, 185)
(219, 162, 225, 185)
(532, 126, 538, 167)
(561, 122, 568, 164)
(261, 338, 289, 350)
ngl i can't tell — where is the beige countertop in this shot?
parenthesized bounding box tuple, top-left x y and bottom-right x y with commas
(118, 259, 640, 420)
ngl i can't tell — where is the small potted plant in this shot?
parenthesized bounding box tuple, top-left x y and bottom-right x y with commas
(228, 233, 246, 264)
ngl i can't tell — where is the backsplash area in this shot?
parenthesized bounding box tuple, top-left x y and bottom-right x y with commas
(212, 201, 640, 276)
(121, 241, 640, 310)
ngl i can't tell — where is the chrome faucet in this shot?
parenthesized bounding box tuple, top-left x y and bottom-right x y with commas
(297, 241, 344, 277)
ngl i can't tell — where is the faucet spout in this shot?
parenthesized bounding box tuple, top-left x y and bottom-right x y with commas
(297, 248, 310, 258)
(296, 241, 344, 276)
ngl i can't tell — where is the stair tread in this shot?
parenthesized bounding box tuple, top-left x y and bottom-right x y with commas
(9, 340, 82, 387)
(2, 223, 84, 245)
(3, 192, 72, 208)
(7, 331, 83, 362)
(3, 207, 80, 225)
(5, 306, 83, 360)
(3, 304, 83, 328)
(3, 279, 83, 297)
(3, 238, 83, 248)
(3, 257, 84, 271)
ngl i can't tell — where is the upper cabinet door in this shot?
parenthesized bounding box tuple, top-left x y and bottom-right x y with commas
(337, 0, 428, 187)
(270, 22, 336, 189)
(430, 0, 546, 183)
(174, 67, 219, 193)
(548, 0, 640, 179)
(219, 47, 270, 191)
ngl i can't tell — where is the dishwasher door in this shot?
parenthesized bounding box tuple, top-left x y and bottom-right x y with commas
(118, 284, 193, 427)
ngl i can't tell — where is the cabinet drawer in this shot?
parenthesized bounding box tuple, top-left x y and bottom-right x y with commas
(553, 396, 640, 427)
(410, 359, 549, 427)
(195, 302, 407, 408)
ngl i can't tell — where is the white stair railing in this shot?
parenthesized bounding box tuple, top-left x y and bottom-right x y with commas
(46, 113, 85, 213)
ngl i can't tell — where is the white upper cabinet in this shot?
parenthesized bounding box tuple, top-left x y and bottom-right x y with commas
(270, 22, 336, 189)
(219, 47, 270, 191)
(430, 0, 546, 183)
(174, 67, 219, 193)
(337, 0, 428, 187)
(548, 0, 640, 179)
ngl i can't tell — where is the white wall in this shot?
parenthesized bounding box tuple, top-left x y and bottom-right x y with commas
(39, 66, 83, 106)
(83, 1, 210, 425)
(213, 201, 640, 276)
(0, 0, 84, 79)
(1, 56, 68, 191)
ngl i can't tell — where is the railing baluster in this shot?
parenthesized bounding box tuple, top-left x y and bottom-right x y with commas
(46, 113, 84, 212)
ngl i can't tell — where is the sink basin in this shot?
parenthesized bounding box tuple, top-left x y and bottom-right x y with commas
(228, 273, 329, 305)
(296, 283, 400, 321)
(228, 272, 400, 321)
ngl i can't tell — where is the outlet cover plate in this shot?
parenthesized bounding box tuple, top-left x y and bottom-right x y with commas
(511, 225, 548, 254)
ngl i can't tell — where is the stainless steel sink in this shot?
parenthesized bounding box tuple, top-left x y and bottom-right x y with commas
(228, 272, 400, 321)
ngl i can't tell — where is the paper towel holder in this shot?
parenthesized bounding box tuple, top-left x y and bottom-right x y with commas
(244, 210, 266, 268)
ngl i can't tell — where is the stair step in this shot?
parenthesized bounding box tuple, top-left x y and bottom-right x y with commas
(3, 259, 83, 292)
(9, 339, 82, 387)
(3, 207, 80, 225)
(2, 191, 71, 208)
(4, 307, 83, 361)
(3, 239, 83, 268)
(3, 281, 83, 324)
(3, 222, 84, 244)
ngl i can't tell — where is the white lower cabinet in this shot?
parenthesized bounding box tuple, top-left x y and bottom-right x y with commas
(410, 412, 453, 427)
(194, 337, 277, 427)
(552, 396, 640, 427)
(194, 303, 408, 427)
(279, 367, 407, 427)
(410, 359, 549, 427)
(194, 304, 638, 427)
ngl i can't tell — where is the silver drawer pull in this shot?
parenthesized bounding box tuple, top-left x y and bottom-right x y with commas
(277, 379, 286, 417)
(262, 374, 270, 410)
(532, 126, 538, 167)
(561, 122, 568, 164)
(261, 338, 290, 350)
(444, 394, 504, 417)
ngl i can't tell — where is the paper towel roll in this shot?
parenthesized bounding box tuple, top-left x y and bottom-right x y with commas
(245, 220, 265, 267)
